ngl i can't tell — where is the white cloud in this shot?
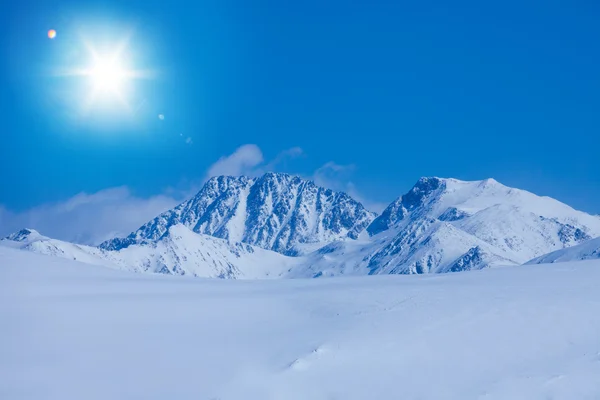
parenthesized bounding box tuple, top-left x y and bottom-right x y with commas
(205, 144, 264, 179)
(0, 187, 181, 246)
(205, 148, 385, 212)
(313, 161, 356, 188)
(205, 144, 304, 179)
(262, 147, 304, 173)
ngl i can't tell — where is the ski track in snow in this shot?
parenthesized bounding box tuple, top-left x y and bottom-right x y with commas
(2, 247, 600, 400)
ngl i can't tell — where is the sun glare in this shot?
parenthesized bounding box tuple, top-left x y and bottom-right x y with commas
(89, 59, 126, 93)
(80, 51, 136, 109)
(54, 32, 154, 114)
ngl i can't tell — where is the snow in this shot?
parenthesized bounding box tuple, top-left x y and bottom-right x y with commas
(5, 175, 600, 278)
(424, 177, 597, 226)
(101, 173, 376, 256)
(349, 176, 600, 275)
(1, 225, 300, 278)
(2, 247, 600, 399)
(226, 184, 249, 244)
(527, 236, 600, 264)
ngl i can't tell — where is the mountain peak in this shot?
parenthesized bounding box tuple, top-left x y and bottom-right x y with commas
(404, 177, 445, 206)
(204, 174, 251, 186)
(366, 175, 568, 237)
(481, 177, 499, 185)
(416, 176, 444, 184)
(3, 228, 45, 242)
(100, 173, 376, 256)
(261, 171, 293, 180)
(367, 177, 447, 235)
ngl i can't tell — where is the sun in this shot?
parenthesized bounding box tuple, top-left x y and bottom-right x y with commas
(53, 33, 154, 114)
(79, 50, 138, 110)
(84, 52, 132, 102)
(89, 59, 127, 93)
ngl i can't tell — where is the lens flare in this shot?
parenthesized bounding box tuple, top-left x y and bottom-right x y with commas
(48, 29, 57, 39)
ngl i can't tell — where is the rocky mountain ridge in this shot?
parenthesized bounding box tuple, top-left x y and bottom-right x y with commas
(4, 173, 600, 278)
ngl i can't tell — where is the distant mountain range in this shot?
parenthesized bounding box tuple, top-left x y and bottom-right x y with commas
(3, 173, 600, 278)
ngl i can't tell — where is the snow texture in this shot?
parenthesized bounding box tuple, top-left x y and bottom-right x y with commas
(2, 247, 600, 400)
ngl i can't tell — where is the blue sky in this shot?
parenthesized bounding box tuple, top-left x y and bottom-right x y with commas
(1, 0, 599, 242)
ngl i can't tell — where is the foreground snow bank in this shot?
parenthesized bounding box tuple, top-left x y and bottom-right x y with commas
(1, 247, 600, 400)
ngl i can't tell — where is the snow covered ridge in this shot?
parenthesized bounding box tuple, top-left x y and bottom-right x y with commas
(100, 173, 376, 256)
(527, 236, 600, 264)
(286, 176, 600, 277)
(1, 225, 299, 278)
(3, 174, 600, 278)
(348, 176, 600, 275)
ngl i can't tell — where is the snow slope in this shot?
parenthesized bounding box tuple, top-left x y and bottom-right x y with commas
(2, 247, 600, 400)
(294, 177, 600, 277)
(527, 236, 600, 264)
(1, 229, 114, 267)
(100, 173, 376, 256)
(1, 227, 298, 279)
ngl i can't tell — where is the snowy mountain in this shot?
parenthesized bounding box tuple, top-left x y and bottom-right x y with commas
(4, 176, 600, 278)
(100, 173, 376, 256)
(1, 227, 297, 279)
(364, 177, 600, 271)
(1, 228, 113, 266)
(290, 177, 600, 277)
(526, 236, 600, 264)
